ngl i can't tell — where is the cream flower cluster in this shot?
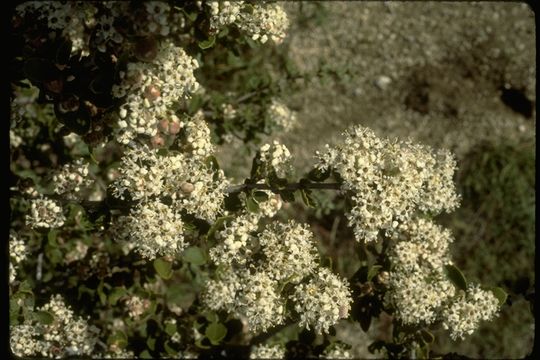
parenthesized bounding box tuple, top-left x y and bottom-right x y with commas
(112, 40, 199, 144)
(52, 159, 92, 199)
(133, 2, 185, 38)
(387, 218, 500, 337)
(207, 1, 245, 31)
(118, 200, 186, 259)
(316, 126, 460, 242)
(237, 2, 290, 44)
(290, 267, 352, 334)
(111, 143, 229, 220)
(26, 197, 66, 229)
(10, 295, 98, 358)
(9, 232, 28, 283)
(15, 2, 97, 56)
(125, 295, 151, 320)
(205, 220, 351, 334)
(182, 111, 215, 159)
(258, 140, 292, 178)
(250, 344, 286, 359)
(441, 284, 500, 340)
(267, 99, 298, 132)
(321, 343, 353, 359)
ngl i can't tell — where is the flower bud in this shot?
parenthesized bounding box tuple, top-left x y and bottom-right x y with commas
(168, 121, 181, 135)
(180, 182, 195, 194)
(144, 85, 161, 102)
(158, 119, 169, 133)
(151, 134, 165, 148)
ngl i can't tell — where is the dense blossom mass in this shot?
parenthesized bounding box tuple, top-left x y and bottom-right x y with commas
(316, 125, 460, 242)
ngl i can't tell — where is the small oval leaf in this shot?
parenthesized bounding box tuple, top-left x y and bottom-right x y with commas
(34, 310, 54, 325)
(153, 258, 173, 279)
(183, 246, 206, 266)
(489, 287, 508, 307)
(444, 264, 467, 291)
(205, 322, 227, 344)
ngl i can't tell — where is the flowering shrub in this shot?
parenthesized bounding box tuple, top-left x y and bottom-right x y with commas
(9, 1, 509, 359)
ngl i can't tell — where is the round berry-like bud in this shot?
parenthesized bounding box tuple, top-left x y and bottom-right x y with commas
(158, 119, 169, 132)
(180, 182, 195, 194)
(169, 121, 181, 135)
(134, 37, 158, 62)
(151, 135, 165, 148)
(144, 85, 161, 102)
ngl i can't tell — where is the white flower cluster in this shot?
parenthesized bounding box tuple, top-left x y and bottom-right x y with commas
(250, 343, 286, 359)
(52, 159, 92, 198)
(111, 140, 229, 258)
(15, 2, 98, 56)
(183, 111, 215, 159)
(205, 220, 351, 334)
(321, 343, 353, 359)
(10, 295, 98, 358)
(316, 125, 460, 242)
(267, 99, 298, 132)
(209, 212, 260, 266)
(112, 40, 199, 144)
(125, 295, 151, 320)
(221, 103, 237, 121)
(25, 197, 66, 229)
(259, 221, 320, 283)
(207, 1, 245, 31)
(387, 217, 500, 338)
(10, 129, 23, 148)
(9, 232, 28, 283)
(258, 140, 292, 178)
(237, 2, 290, 44)
(441, 284, 500, 340)
(119, 200, 186, 259)
(133, 2, 185, 38)
(290, 267, 352, 334)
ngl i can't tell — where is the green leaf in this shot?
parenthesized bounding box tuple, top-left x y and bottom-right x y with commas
(164, 341, 177, 356)
(147, 337, 156, 351)
(307, 167, 331, 182)
(246, 196, 260, 212)
(489, 287, 508, 307)
(139, 350, 152, 359)
(153, 258, 173, 279)
(34, 310, 54, 325)
(107, 330, 128, 348)
(165, 322, 177, 337)
(183, 246, 206, 266)
(420, 329, 435, 344)
(199, 36, 216, 50)
(253, 191, 269, 203)
(205, 322, 227, 345)
(108, 287, 126, 306)
(97, 280, 107, 306)
(280, 190, 295, 203)
(207, 215, 234, 240)
(444, 264, 467, 291)
(47, 229, 58, 247)
(300, 189, 316, 207)
(367, 265, 382, 282)
(205, 155, 220, 171)
(166, 283, 196, 310)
